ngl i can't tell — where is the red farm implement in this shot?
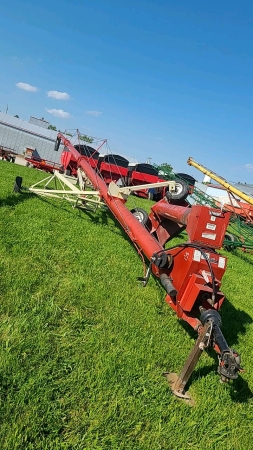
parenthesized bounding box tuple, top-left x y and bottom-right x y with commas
(60, 138, 191, 202)
(14, 134, 244, 403)
(61, 143, 101, 176)
(0, 145, 17, 163)
(124, 163, 189, 201)
(126, 163, 161, 199)
(25, 156, 63, 174)
(97, 153, 129, 184)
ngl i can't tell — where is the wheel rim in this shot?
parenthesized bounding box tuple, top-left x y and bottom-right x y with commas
(134, 211, 144, 222)
(175, 182, 183, 194)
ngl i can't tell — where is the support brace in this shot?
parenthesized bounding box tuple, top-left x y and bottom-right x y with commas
(164, 321, 212, 403)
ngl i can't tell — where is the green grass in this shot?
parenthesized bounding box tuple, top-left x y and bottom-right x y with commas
(0, 161, 253, 450)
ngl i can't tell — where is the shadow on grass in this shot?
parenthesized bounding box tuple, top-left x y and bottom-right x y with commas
(29, 192, 112, 223)
(0, 192, 36, 207)
(219, 299, 252, 345)
(82, 208, 132, 242)
(5, 188, 149, 248)
(84, 208, 110, 226)
(189, 363, 253, 404)
(228, 375, 253, 402)
(179, 298, 252, 348)
(232, 249, 253, 266)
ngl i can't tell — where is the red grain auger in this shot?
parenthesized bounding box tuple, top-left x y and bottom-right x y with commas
(16, 133, 243, 403)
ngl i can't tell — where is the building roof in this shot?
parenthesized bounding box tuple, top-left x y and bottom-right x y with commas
(205, 183, 226, 190)
(0, 112, 57, 141)
(232, 183, 253, 197)
(204, 182, 253, 197)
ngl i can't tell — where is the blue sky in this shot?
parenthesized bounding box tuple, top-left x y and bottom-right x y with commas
(1, 0, 253, 182)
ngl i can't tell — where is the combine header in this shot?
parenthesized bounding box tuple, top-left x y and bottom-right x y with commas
(15, 135, 244, 403)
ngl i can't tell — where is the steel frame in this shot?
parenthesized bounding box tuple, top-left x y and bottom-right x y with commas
(28, 170, 105, 211)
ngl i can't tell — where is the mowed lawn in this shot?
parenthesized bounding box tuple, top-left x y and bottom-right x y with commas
(0, 160, 253, 450)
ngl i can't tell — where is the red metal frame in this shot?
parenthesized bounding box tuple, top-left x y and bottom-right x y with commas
(216, 192, 253, 224)
(56, 134, 165, 259)
(126, 163, 160, 198)
(25, 157, 63, 173)
(61, 143, 101, 176)
(98, 158, 129, 184)
(55, 133, 232, 343)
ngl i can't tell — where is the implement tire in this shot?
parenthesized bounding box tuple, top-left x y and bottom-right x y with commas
(166, 179, 189, 202)
(223, 232, 237, 251)
(130, 208, 149, 226)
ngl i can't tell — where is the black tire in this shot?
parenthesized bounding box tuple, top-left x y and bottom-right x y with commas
(174, 173, 196, 186)
(165, 179, 189, 202)
(223, 232, 237, 251)
(130, 208, 149, 226)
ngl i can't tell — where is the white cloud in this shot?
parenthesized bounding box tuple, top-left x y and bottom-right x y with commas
(46, 108, 70, 118)
(16, 82, 38, 92)
(244, 164, 253, 171)
(47, 90, 70, 100)
(85, 110, 102, 117)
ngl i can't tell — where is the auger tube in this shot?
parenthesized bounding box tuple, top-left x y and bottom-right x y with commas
(187, 157, 253, 206)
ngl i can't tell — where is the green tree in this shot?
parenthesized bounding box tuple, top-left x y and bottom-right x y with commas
(48, 124, 57, 131)
(57, 130, 73, 137)
(153, 162, 174, 180)
(79, 134, 94, 144)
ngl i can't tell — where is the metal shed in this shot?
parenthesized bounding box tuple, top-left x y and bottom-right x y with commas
(0, 112, 64, 163)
